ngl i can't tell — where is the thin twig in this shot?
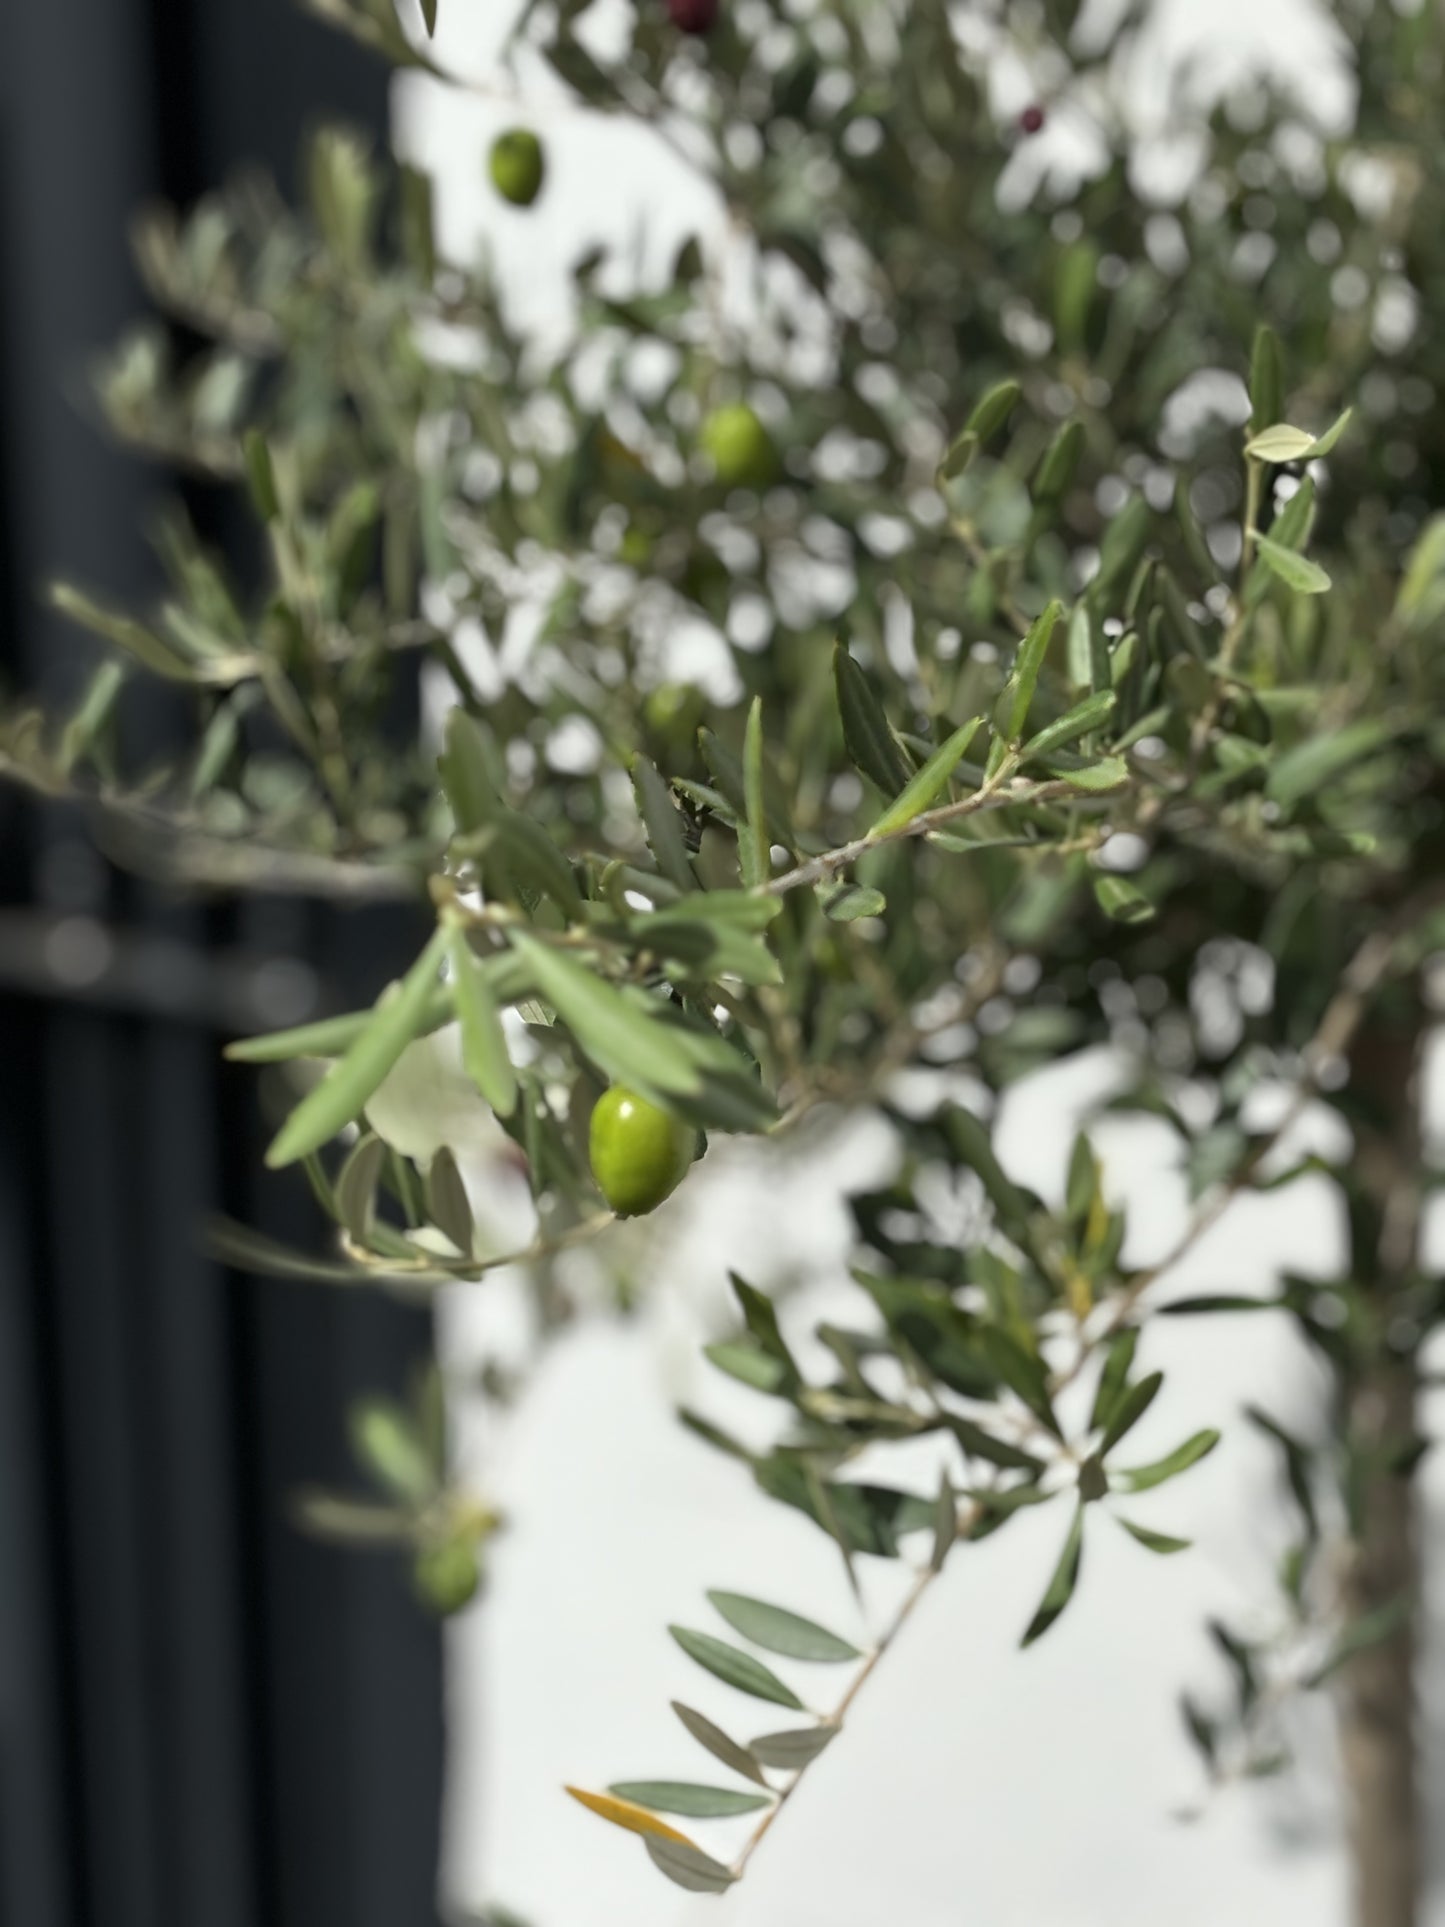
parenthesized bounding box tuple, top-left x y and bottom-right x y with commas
(764, 769, 1136, 898)
(732, 1513, 979, 1878)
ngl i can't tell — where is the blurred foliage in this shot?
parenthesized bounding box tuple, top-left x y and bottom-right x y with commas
(9, 0, 1445, 1903)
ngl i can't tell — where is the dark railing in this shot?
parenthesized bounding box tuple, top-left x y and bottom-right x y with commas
(0, 5, 445, 1924)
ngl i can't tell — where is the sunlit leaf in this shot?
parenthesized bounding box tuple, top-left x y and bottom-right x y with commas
(266, 929, 449, 1167)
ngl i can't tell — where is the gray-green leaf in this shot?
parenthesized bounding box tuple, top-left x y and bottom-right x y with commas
(669, 1627, 804, 1708)
(610, 1781, 772, 1818)
(748, 1724, 838, 1770)
(707, 1591, 859, 1662)
(671, 1701, 770, 1787)
(1254, 533, 1331, 595)
(643, 1836, 736, 1894)
(448, 928, 518, 1118)
(835, 640, 908, 794)
(266, 928, 449, 1168)
(869, 716, 982, 836)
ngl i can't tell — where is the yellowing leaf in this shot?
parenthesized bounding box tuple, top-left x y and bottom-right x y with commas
(564, 1787, 694, 1845)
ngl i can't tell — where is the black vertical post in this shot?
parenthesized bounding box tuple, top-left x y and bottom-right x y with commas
(0, 5, 445, 1926)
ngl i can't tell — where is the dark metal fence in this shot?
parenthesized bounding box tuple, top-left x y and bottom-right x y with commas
(0, 5, 445, 1924)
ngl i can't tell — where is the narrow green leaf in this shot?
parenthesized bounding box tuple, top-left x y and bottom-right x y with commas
(996, 601, 1063, 744)
(835, 641, 908, 794)
(1396, 515, 1445, 623)
(489, 812, 586, 918)
(741, 696, 769, 888)
(966, 377, 1021, 442)
(748, 1724, 837, 1770)
(335, 1133, 387, 1243)
(1091, 496, 1152, 604)
(1089, 1328, 1139, 1433)
(1022, 1504, 1085, 1646)
(1116, 1429, 1221, 1493)
(669, 1627, 804, 1708)
(351, 1398, 435, 1504)
(930, 1471, 956, 1571)
(631, 756, 697, 895)
(59, 660, 126, 772)
(425, 1146, 474, 1256)
(419, 0, 439, 34)
(1248, 326, 1283, 436)
(1034, 419, 1084, 504)
(266, 929, 448, 1168)
(707, 1592, 859, 1662)
(1098, 1369, 1163, 1455)
(610, 1781, 772, 1818)
(1265, 720, 1393, 808)
(869, 716, 982, 835)
(509, 931, 702, 1099)
(643, 1836, 737, 1894)
(1245, 409, 1351, 463)
(703, 1342, 789, 1394)
(1254, 533, 1331, 595)
(448, 928, 518, 1118)
(1053, 756, 1129, 791)
(670, 1702, 770, 1788)
(1066, 603, 1111, 693)
(226, 994, 454, 1064)
(816, 880, 887, 922)
(439, 709, 505, 834)
(1054, 240, 1098, 352)
(1158, 1294, 1280, 1315)
(243, 428, 280, 522)
(1117, 1518, 1186, 1549)
(1093, 874, 1154, 924)
(1022, 691, 1115, 759)
(1174, 475, 1219, 583)
(50, 583, 193, 681)
(980, 1328, 1062, 1439)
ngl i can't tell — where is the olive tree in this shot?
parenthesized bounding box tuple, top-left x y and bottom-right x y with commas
(5, 1, 1445, 1922)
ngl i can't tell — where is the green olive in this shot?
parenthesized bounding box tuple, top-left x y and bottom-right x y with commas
(699, 403, 777, 489)
(413, 1539, 481, 1615)
(589, 1086, 698, 1217)
(489, 128, 546, 208)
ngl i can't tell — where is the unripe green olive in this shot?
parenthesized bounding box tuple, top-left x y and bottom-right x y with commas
(699, 403, 777, 489)
(589, 1086, 698, 1217)
(413, 1539, 481, 1615)
(489, 128, 546, 208)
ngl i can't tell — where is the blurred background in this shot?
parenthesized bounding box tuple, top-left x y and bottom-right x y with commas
(0, 6, 442, 1926)
(3, 4, 1440, 1927)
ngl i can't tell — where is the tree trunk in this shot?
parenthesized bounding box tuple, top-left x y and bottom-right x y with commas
(1340, 1023, 1424, 1927)
(1339, 1353, 1421, 1927)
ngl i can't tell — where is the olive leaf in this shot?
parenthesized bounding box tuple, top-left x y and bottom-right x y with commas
(266, 928, 449, 1167)
(669, 1627, 805, 1708)
(1021, 1503, 1085, 1646)
(706, 1592, 859, 1662)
